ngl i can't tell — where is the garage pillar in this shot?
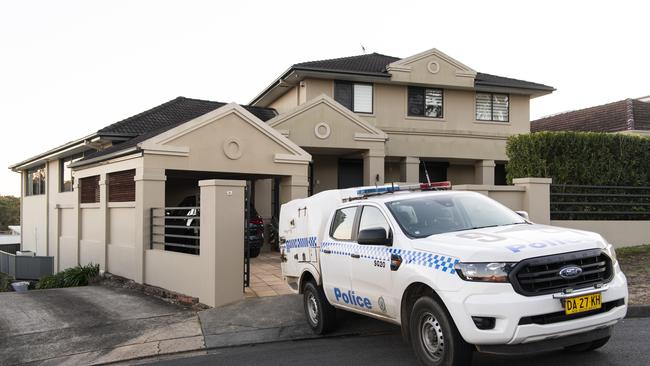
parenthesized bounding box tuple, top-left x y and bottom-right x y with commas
(199, 179, 245, 307)
(474, 160, 495, 185)
(400, 157, 420, 183)
(279, 175, 309, 204)
(363, 150, 385, 186)
(134, 168, 166, 284)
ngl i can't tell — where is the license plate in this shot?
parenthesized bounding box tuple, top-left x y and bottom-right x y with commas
(564, 293, 602, 315)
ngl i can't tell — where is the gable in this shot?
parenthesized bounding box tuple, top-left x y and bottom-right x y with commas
(267, 95, 387, 150)
(387, 48, 476, 88)
(139, 103, 311, 175)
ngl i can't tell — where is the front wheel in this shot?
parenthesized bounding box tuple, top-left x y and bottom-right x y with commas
(409, 296, 473, 366)
(303, 281, 337, 334)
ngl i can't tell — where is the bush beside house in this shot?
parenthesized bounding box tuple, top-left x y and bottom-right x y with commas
(506, 132, 650, 185)
(35, 264, 100, 289)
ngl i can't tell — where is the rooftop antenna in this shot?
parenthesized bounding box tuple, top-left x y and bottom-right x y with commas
(361, 44, 366, 54)
(421, 161, 431, 184)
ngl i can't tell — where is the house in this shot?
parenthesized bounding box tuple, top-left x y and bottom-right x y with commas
(9, 48, 553, 305)
(531, 97, 650, 134)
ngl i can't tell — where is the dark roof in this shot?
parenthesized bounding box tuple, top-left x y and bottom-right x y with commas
(290, 53, 554, 91)
(293, 53, 399, 76)
(78, 97, 277, 165)
(531, 99, 650, 133)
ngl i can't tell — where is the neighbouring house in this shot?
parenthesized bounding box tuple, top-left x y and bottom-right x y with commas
(8, 47, 553, 305)
(531, 96, 650, 134)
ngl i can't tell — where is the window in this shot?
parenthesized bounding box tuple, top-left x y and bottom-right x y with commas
(108, 169, 136, 202)
(408, 87, 443, 118)
(60, 153, 83, 192)
(334, 81, 373, 113)
(26, 165, 46, 196)
(330, 207, 358, 241)
(476, 93, 509, 122)
(80, 175, 100, 204)
(358, 206, 391, 239)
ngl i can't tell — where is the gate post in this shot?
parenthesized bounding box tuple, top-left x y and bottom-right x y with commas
(513, 177, 552, 225)
(199, 179, 246, 307)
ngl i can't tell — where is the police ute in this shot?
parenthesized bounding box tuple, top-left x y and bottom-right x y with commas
(279, 182, 628, 366)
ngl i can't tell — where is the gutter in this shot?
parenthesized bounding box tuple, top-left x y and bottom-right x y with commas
(9, 133, 98, 171)
(68, 146, 141, 169)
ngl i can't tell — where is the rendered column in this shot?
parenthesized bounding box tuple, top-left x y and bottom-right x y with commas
(134, 168, 166, 284)
(279, 175, 309, 204)
(513, 177, 552, 225)
(400, 157, 420, 183)
(363, 150, 385, 186)
(474, 160, 496, 185)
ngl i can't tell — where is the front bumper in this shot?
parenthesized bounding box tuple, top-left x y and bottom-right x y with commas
(441, 270, 628, 346)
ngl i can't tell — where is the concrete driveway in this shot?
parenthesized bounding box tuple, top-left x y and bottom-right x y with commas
(0, 286, 204, 366)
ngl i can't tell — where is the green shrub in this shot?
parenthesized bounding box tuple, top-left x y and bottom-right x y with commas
(35, 263, 100, 289)
(506, 132, 650, 185)
(0, 272, 14, 292)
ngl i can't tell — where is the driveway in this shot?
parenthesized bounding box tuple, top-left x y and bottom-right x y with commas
(0, 286, 204, 366)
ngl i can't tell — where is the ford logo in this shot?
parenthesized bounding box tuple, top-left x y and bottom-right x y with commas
(559, 266, 583, 279)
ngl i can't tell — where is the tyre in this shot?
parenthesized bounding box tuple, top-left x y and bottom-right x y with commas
(303, 281, 337, 334)
(248, 247, 261, 258)
(564, 336, 610, 352)
(409, 296, 473, 366)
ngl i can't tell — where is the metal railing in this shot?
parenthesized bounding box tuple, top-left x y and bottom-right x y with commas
(0, 250, 54, 280)
(550, 184, 650, 220)
(150, 207, 201, 255)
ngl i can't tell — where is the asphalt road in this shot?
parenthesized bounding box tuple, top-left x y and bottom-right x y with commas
(148, 318, 649, 366)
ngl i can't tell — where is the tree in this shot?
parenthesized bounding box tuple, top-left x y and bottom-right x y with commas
(0, 196, 20, 232)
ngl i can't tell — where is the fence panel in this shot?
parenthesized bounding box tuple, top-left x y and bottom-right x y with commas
(551, 184, 650, 220)
(0, 250, 54, 279)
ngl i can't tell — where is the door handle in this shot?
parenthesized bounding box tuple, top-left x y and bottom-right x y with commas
(350, 253, 360, 259)
(322, 249, 332, 254)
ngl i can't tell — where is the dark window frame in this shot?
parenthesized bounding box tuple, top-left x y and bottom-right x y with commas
(334, 80, 374, 114)
(407, 86, 444, 119)
(476, 92, 510, 122)
(59, 153, 84, 193)
(25, 165, 46, 196)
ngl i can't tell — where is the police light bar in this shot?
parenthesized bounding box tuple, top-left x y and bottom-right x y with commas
(349, 181, 452, 200)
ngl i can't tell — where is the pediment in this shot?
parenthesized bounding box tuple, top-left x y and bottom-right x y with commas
(387, 48, 476, 88)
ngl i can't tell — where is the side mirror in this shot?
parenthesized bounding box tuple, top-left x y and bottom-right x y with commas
(515, 211, 529, 221)
(358, 228, 392, 246)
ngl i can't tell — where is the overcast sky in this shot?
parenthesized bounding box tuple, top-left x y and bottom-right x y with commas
(1, 0, 648, 196)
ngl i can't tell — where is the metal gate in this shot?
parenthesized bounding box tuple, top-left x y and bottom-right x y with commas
(243, 182, 251, 289)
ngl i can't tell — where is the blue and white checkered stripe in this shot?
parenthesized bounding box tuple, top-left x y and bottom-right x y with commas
(283, 236, 317, 253)
(320, 241, 459, 275)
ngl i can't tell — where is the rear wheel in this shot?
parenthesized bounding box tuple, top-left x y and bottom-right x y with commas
(303, 281, 337, 334)
(564, 336, 610, 352)
(409, 296, 472, 366)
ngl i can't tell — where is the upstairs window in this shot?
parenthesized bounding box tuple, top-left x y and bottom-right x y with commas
(80, 175, 100, 204)
(26, 165, 46, 196)
(334, 81, 373, 113)
(408, 87, 443, 118)
(476, 93, 509, 122)
(108, 169, 136, 202)
(60, 153, 83, 192)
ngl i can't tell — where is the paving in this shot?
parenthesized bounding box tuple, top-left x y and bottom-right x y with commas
(0, 286, 203, 366)
(244, 252, 292, 298)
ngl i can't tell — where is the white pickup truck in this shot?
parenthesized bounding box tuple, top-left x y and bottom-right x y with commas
(279, 183, 628, 366)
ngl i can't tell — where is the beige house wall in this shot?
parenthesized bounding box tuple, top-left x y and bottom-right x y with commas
(447, 164, 475, 185)
(312, 155, 338, 193)
(21, 194, 47, 253)
(267, 86, 299, 115)
(550, 221, 650, 248)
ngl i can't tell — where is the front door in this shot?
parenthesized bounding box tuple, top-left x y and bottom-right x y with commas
(338, 159, 363, 188)
(349, 205, 396, 319)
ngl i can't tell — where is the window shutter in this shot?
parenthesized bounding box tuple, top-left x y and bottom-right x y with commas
(476, 93, 492, 121)
(408, 87, 425, 116)
(492, 94, 509, 121)
(353, 84, 373, 113)
(80, 175, 100, 203)
(334, 81, 353, 110)
(108, 169, 136, 202)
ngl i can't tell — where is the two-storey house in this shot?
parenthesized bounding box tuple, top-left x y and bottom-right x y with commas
(9, 48, 553, 292)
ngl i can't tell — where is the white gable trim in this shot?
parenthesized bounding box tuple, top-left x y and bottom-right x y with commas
(387, 48, 477, 78)
(139, 103, 311, 164)
(267, 94, 388, 141)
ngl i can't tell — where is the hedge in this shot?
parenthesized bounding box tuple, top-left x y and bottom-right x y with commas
(506, 132, 650, 186)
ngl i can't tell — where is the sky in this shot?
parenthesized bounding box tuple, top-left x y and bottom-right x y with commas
(1, 0, 649, 196)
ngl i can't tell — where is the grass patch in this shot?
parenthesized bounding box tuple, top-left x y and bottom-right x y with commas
(615, 244, 650, 258)
(35, 263, 100, 290)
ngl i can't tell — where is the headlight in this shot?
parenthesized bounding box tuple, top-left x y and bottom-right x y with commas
(454, 262, 515, 283)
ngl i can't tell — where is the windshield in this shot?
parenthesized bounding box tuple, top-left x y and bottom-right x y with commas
(386, 192, 526, 238)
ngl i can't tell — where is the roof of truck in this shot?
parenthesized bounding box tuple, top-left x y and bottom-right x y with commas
(340, 189, 475, 206)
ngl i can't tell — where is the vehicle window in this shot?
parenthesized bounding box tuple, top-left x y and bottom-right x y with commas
(330, 207, 357, 241)
(386, 193, 526, 238)
(358, 206, 391, 239)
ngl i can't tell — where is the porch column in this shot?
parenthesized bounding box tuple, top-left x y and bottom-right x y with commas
(474, 160, 495, 185)
(134, 168, 166, 284)
(400, 157, 420, 183)
(199, 179, 246, 308)
(279, 175, 309, 204)
(513, 178, 552, 225)
(363, 150, 385, 186)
